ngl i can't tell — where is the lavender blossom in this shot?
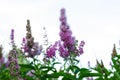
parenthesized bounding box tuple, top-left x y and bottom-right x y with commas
(21, 38, 42, 57)
(33, 42, 42, 55)
(21, 20, 42, 58)
(46, 41, 58, 58)
(7, 49, 20, 76)
(80, 40, 85, 47)
(21, 38, 29, 52)
(59, 8, 85, 58)
(79, 41, 85, 55)
(59, 8, 76, 52)
(58, 41, 69, 58)
(10, 29, 15, 44)
(6, 29, 20, 78)
(10, 29, 14, 40)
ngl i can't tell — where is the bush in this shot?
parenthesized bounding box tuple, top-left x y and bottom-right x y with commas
(0, 8, 119, 80)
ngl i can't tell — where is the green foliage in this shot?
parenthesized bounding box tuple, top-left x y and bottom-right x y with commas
(0, 64, 11, 80)
(2, 45, 120, 80)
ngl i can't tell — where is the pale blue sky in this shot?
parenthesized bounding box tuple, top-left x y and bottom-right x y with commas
(0, 0, 120, 67)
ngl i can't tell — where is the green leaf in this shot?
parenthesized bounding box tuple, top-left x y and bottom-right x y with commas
(116, 55, 120, 58)
(79, 72, 102, 79)
(69, 65, 81, 75)
(93, 65, 103, 74)
(79, 68, 90, 73)
(52, 62, 61, 66)
(67, 67, 101, 79)
(102, 67, 111, 77)
(112, 58, 117, 65)
(62, 77, 73, 80)
(19, 64, 35, 70)
(112, 57, 120, 72)
(114, 72, 120, 80)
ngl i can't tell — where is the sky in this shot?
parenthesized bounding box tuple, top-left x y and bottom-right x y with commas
(0, 0, 120, 68)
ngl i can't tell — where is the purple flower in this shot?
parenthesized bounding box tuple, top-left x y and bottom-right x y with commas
(60, 8, 67, 24)
(60, 25, 69, 32)
(21, 20, 43, 58)
(7, 50, 20, 76)
(11, 29, 14, 34)
(31, 42, 43, 56)
(21, 38, 29, 53)
(64, 36, 75, 50)
(22, 38, 26, 44)
(10, 29, 14, 43)
(59, 8, 75, 48)
(58, 8, 85, 58)
(80, 40, 85, 47)
(86, 77, 94, 80)
(59, 30, 72, 41)
(46, 47, 55, 58)
(79, 47, 84, 54)
(78, 41, 85, 55)
(58, 42, 69, 58)
(46, 42, 58, 58)
(21, 37, 42, 57)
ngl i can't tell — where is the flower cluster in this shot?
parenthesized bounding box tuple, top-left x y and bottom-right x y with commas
(46, 41, 58, 58)
(44, 8, 85, 59)
(21, 20, 42, 58)
(59, 8, 75, 51)
(7, 50, 19, 76)
(58, 41, 69, 58)
(79, 40, 85, 55)
(59, 8, 85, 58)
(7, 29, 20, 77)
(10, 29, 14, 44)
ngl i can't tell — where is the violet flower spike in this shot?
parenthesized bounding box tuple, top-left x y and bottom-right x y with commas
(7, 49, 20, 77)
(79, 41, 85, 55)
(58, 41, 69, 58)
(22, 38, 26, 44)
(46, 42, 58, 58)
(60, 8, 67, 23)
(59, 8, 85, 57)
(80, 40, 85, 47)
(10, 29, 15, 43)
